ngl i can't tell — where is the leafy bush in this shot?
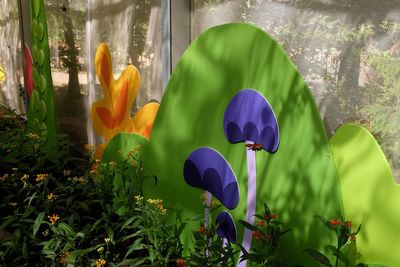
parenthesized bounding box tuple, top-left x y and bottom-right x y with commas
(238, 203, 289, 267)
(0, 113, 184, 266)
(1, 111, 367, 266)
(305, 216, 364, 267)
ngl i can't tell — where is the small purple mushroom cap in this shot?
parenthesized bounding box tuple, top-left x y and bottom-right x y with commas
(223, 89, 279, 152)
(216, 211, 237, 243)
(183, 147, 239, 209)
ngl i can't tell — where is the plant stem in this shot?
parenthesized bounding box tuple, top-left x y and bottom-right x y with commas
(335, 235, 340, 267)
(238, 141, 257, 267)
(204, 191, 211, 227)
(204, 191, 211, 257)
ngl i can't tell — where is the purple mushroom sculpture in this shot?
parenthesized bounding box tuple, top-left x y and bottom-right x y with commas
(183, 147, 239, 256)
(223, 89, 279, 266)
(183, 147, 240, 211)
(216, 211, 237, 243)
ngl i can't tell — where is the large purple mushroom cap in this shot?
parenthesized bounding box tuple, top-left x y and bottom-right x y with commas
(183, 147, 239, 209)
(223, 89, 279, 152)
(216, 211, 237, 243)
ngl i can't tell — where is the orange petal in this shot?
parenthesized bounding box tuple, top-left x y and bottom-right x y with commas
(98, 48, 111, 89)
(96, 107, 115, 129)
(142, 123, 153, 139)
(113, 80, 129, 126)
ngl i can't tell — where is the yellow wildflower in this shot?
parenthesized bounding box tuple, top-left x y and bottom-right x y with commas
(147, 199, 162, 205)
(26, 132, 40, 140)
(20, 174, 29, 182)
(47, 193, 57, 201)
(200, 192, 208, 202)
(134, 195, 143, 202)
(97, 247, 104, 253)
(63, 170, 71, 177)
(96, 258, 107, 267)
(78, 176, 86, 184)
(211, 199, 221, 208)
(59, 251, 70, 266)
(11, 167, 18, 172)
(160, 207, 167, 214)
(35, 173, 48, 183)
(42, 229, 49, 237)
(108, 161, 117, 168)
(10, 202, 17, 207)
(147, 199, 167, 214)
(48, 214, 60, 225)
(104, 237, 111, 244)
(0, 173, 8, 182)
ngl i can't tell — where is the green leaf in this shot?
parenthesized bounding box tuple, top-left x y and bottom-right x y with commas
(353, 224, 362, 235)
(22, 206, 35, 218)
(279, 228, 291, 236)
(304, 249, 333, 267)
(74, 232, 85, 240)
(325, 245, 337, 255)
(105, 225, 114, 243)
(26, 191, 38, 206)
(33, 212, 45, 238)
(120, 215, 139, 231)
(263, 203, 271, 217)
(22, 239, 28, 259)
(315, 215, 336, 231)
(57, 222, 75, 237)
(124, 238, 144, 259)
(254, 214, 264, 220)
(121, 230, 144, 241)
(238, 220, 258, 231)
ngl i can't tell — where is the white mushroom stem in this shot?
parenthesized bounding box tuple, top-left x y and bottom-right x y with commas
(204, 191, 212, 227)
(204, 191, 212, 257)
(238, 140, 257, 267)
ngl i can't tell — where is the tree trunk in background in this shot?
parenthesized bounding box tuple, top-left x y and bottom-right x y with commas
(128, 0, 149, 68)
(63, 0, 80, 99)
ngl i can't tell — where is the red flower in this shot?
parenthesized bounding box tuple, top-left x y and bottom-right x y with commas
(252, 231, 262, 240)
(264, 213, 278, 220)
(176, 258, 186, 267)
(198, 226, 206, 234)
(245, 143, 263, 151)
(330, 219, 341, 226)
(345, 221, 353, 227)
(256, 220, 266, 227)
(206, 230, 215, 238)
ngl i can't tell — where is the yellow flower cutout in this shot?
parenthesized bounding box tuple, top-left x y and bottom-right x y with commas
(91, 43, 159, 141)
(0, 66, 5, 82)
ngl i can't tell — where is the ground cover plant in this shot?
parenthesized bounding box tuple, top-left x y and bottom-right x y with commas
(0, 110, 367, 266)
(0, 111, 185, 266)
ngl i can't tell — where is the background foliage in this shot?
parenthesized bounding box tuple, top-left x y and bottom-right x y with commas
(192, 0, 400, 179)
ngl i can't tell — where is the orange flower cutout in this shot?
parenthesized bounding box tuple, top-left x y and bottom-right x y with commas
(91, 43, 159, 141)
